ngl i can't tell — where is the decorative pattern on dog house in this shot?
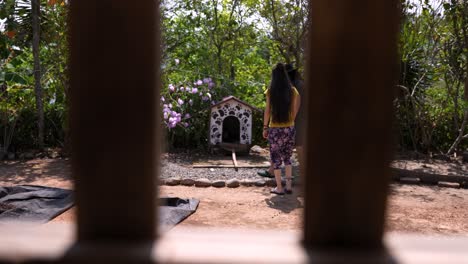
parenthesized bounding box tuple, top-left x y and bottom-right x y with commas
(209, 96, 260, 146)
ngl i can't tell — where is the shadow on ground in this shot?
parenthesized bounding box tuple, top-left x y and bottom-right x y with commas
(265, 191, 303, 213)
(0, 159, 72, 188)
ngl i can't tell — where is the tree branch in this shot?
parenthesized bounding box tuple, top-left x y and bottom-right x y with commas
(447, 108, 468, 155)
(269, 0, 288, 61)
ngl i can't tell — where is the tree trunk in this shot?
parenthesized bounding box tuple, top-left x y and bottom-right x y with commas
(32, 0, 44, 149)
(465, 61, 468, 101)
(447, 108, 468, 155)
(63, 81, 72, 155)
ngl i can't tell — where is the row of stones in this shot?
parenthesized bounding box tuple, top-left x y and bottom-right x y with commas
(0, 151, 62, 161)
(160, 178, 285, 188)
(161, 176, 465, 189)
(400, 177, 464, 189)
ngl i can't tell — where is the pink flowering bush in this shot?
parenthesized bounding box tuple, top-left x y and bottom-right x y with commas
(160, 73, 219, 148)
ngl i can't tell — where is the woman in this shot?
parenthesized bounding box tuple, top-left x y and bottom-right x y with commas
(257, 63, 304, 179)
(263, 63, 301, 195)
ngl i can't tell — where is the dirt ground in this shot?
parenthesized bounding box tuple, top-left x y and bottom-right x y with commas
(1, 158, 468, 236)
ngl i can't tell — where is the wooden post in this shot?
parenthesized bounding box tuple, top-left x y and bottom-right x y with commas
(232, 150, 238, 171)
(69, 0, 160, 250)
(302, 0, 399, 250)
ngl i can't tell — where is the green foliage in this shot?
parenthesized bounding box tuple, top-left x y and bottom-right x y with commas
(396, 0, 468, 153)
(160, 0, 300, 149)
(10, 106, 63, 150)
(1, 0, 68, 153)
(255, 0, 309, 69)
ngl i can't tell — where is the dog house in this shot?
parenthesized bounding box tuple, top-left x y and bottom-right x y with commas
(209, 96, 260, 152)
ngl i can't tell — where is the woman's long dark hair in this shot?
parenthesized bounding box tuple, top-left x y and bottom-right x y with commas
(270, 63, 292, 123)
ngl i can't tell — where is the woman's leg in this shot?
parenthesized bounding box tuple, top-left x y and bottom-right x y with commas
(274, 168, 283, 192)
(285, 164, 293, 190)
(282, 127, 296, 191)
(268, 128, 284, 193)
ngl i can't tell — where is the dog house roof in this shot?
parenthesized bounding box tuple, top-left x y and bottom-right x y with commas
(211, 96, 261, 112)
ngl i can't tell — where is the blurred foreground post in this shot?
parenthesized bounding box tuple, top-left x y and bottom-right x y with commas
(302, 0, 399, 251)
(68, 0, 160, 261)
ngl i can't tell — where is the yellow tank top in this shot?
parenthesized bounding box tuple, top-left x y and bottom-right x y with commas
(265, 87, 299, 127)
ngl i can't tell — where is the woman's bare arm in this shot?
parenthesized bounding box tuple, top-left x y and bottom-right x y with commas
(292, 93, 301, 121)
(263, 94, 271, 139)
(264, 94, 271, 127)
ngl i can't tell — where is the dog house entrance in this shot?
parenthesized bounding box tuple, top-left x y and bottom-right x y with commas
(222, 116, 240, 143)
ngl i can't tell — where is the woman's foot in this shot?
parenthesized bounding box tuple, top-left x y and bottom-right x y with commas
(270, 187, 285, 195)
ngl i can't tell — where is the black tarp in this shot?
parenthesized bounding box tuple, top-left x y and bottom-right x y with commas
(0, 185, 74, 223)
(0, 185, 199, 230)
(159, 197, 199, 231)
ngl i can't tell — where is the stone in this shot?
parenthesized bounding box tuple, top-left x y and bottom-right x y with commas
(250, 145, 267, 154)
(158, 178, 166, 186)
(433, 154, 450, 161)
(266, 179, 277, 187)
(240, 179, 255, 187)
(437, 181, 460, 189)
(226, 179, 240, 188)
(49, 152, 60, 159)
(400, 177, 420, 184)
(195, 178, 212, 187)
(35, 152, 46, 158)
(212, 180, 226, 188)
(24, 152, 34, 160)
(165, 177, 181, 186)
(7, 152, 15, 160)
(254, 180, 266, 187)
(463, 152, 468, 163)
(462, 181, 467, 189)
(181, 178, 195, 186)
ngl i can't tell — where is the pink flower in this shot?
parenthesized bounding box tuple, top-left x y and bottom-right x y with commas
(168, 117, 177, 128)
(169, 84, 175, 92)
